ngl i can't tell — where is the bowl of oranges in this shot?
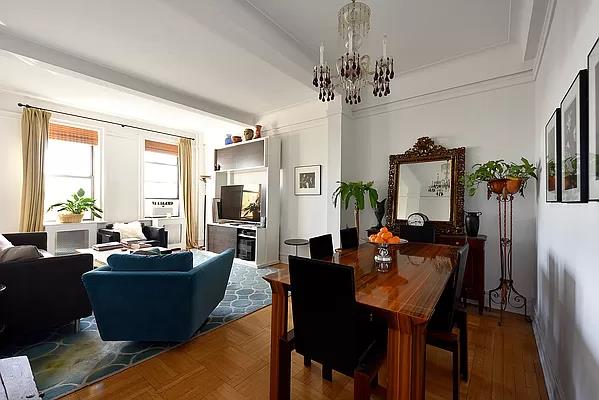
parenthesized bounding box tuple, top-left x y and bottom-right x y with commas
(368, 227, 406, 245)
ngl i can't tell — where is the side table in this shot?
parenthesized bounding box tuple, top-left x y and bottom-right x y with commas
(284, 239, 309, 257)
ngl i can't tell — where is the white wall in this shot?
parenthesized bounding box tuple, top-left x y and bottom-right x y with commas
(534, 1, 599, 399)
(347, 82, 537, 308)
(0, 109, 22, 231)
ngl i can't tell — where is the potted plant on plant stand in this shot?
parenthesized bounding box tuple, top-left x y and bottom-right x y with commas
(505, 158, 538, 195)
(332, 181, 379, 236)
(464, 158, 537, 198)
(47, 188, 103, 223)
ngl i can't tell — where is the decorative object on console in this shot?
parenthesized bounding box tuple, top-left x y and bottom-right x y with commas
(312, 0, 394, 104)
(588, 38, 599, 200)
(546, 109, 562, 202)
(407, 212, 429, 226)
(386, 137, 465, 235)
(332, 180, 378, 235)
(225, 134, 233, 145)
(47, 188, 103, 223)
(372, 198, 386, 229)
(465, 212, 482, 237)
(560, 69, 589, 202)
(254, 124, 262, 139)
(295, 165, 322, 196)
(232, 135, 242, 143)
(243, 128, 254, 141)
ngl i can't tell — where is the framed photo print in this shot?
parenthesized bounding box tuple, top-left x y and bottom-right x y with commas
(545, 109, 561, 202)
(560, 69, 589, 203)
(588, 37, 599, 200)
(294, 165, 321, 195)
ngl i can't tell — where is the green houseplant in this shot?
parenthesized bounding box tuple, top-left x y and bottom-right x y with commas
(47, 188, 103, 223)
(242, 198, 260, 221)
(332, 181, 379, 235)
(464, 158, 537, 197)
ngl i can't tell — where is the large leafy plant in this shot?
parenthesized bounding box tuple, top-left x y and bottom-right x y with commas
(332, 181, 379, 234)
(464, 158, 537, 196)
(47, 188, 103, 218)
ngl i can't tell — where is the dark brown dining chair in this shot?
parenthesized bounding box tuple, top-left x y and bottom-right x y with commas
(426, 243, 469, 400)
(284, 256, 386, 399)
(340, 227, 359, 249)
(399, 224, 436, 243)
(309, 234, 334, 259)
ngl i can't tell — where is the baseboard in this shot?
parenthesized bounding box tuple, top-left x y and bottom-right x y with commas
(532, 316, 565, 400)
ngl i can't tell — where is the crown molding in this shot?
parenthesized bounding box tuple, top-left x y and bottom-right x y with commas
(532, 0, 557, 80)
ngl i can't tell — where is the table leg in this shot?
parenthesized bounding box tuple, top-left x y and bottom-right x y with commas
(386, 320, 427, 400)
(269, 282, 289, 400)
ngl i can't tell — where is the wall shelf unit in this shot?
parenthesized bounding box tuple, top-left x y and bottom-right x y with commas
(208, 136, 280, 267)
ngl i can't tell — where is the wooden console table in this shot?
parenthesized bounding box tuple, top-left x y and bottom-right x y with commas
(0, 356, 42, 399)
(437, 234, 487, 314)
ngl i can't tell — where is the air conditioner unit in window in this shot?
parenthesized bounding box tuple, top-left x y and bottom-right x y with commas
(144, 199, 180, 218)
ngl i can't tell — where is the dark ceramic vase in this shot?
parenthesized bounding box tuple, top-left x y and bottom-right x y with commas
(465, 212, 482, 237)
(374, 198, 387, 228)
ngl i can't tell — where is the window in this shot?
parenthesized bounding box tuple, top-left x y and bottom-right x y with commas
(44, 123, 99, 221)
(144, 140, 179, 200)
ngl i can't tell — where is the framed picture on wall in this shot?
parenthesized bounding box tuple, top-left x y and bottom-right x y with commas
(560, 69, 589, 203)
(545, 109, 561, 202)
(588, 37, 599, 200)
(294, 165, 321, 195)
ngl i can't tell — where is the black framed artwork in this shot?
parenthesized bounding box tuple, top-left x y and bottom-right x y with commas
(560, 69, 589, 203)
(545, 109, 561, 202)
(588, 37, 599, 200)
(294, 165, 321, 195)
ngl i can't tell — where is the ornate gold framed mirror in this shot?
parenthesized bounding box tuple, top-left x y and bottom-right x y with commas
(386, 137, 465, 234)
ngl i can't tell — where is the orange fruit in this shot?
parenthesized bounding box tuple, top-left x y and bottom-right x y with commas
(388, 236, 401, 244)
(381, 231, 393, 240)
(380, 227, 389, 233)
(373, 236, 385, 244)
(369, 234, 377, 242)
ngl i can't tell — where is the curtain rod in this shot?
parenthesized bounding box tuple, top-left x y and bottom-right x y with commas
(17, 103, 194, 141)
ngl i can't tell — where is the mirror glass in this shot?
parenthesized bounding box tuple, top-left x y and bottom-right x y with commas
(395, 159, 452, 221)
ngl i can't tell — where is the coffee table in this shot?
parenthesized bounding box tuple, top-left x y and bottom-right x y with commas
(76, 247, 171, 267)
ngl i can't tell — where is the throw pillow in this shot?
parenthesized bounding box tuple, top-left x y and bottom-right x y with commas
(0, 245, 43, 264)
(0, 234, 13, 251)
(107, 251, 193, 272)
(113, 221, 146, 240)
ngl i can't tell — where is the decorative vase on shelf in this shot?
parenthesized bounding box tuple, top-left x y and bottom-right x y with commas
(373, 198, 386, 229)
(243, 128, 254, 141)
(225, 134, 233, 145)
(254, 125, 262, 139)
(465, 211, 482, 237)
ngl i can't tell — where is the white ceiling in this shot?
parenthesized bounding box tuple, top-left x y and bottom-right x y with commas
(0, 50, 245, 135)
(0, 0, 545, 125)
(247, 0, 511, 72)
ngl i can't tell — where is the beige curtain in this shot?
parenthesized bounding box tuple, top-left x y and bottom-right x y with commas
(20, 108, 51, 232)
(179, 138, 198, 248)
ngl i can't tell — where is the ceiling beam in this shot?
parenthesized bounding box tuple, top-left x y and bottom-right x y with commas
(0, 29, 256, 125)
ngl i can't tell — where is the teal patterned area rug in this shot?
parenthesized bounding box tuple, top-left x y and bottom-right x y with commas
(0, 251, 275, 399)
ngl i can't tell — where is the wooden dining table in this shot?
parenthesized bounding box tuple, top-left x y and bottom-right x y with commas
(263, 242, 459, 400)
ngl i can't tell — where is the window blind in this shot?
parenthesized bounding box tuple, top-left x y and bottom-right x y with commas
(145, 139, 179, 155)
(49, 123, 98, 145)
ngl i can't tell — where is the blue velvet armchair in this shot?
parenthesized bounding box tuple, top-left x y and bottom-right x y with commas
(82, 249, 235, 342)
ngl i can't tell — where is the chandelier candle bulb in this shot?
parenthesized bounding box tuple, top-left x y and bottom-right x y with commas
(320, 43, 324, 65)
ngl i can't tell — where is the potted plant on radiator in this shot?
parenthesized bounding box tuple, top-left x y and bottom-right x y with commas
(47, 188, 103, 223)
(332, 181, 379, 235)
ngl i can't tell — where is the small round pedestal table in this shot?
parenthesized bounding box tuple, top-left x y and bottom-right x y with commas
(284, 239, 309, 256)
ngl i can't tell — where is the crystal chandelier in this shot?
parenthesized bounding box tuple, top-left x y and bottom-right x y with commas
(312, 0, 395, 105)
(427, 162, 451, 197)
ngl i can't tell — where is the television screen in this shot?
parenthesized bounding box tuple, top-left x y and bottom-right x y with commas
(220, 184, 261, 222)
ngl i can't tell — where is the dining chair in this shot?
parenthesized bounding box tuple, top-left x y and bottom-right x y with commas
(399, 224, 436, 243)
(340, 227, 359, 249)
(309, 234, 334, 259)
(426, 243, 470, 400)
(285, 256, 386, 399)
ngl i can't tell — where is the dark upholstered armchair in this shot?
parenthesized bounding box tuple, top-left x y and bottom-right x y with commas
(0, 232, 93, 335)
(97, 223, 168, 248)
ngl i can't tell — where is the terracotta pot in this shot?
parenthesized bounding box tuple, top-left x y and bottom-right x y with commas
(564, 175, 577, 190)
(254, 125, 262, 139)
(488, 179, 508, 194)
(58, 212, 84, 223)
(232, 136, 242, 143)
(505, 178, 523, 194)
(548, 176, 556, 191)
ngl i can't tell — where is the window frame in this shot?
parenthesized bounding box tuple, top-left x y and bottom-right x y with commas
(143, 142, 180, 201)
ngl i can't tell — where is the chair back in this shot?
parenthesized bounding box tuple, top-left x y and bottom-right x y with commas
(427, 243, 469, 332)
(288, 256, 360, 374)
(340, 227, 359, 249)
(309, 234, 334, 259)
(399, 224, 436, 243)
